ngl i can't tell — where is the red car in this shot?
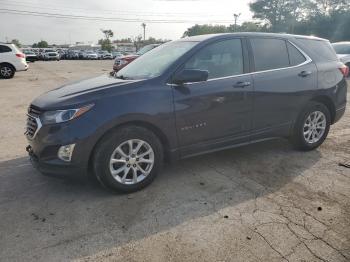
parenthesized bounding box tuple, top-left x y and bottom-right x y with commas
(113, 44, 160, 72)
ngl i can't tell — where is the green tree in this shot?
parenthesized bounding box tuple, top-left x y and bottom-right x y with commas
(100, 29, 114, 52)
(101, 29, 114, 40)
(98, 39, 113, 52)
(294, 10, 350, 41)
(183, 24, 228, 37)
(249, 0, 307, 32)
(11, 39, 21, 48)
(228, 21, 264, 32)
(33, 40, 49, 48)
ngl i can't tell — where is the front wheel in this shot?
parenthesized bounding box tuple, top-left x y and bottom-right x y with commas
(291, 102, 331, 151)
(93, 126, 163, 193)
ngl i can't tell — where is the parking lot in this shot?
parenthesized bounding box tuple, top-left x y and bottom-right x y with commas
(0, 60, 349, 261)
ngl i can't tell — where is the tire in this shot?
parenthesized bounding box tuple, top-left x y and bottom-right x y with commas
(93, 126, 164, 193)
(0, 64, 15, 79)
(291, 101, 331, 151)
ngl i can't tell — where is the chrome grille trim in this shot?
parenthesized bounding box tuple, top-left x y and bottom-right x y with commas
(25, 106, 42, 140)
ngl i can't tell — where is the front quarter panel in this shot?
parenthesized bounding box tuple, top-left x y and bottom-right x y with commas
(87, 81, 177, 154)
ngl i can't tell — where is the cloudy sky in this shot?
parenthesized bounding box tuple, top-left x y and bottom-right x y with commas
(0, 0, 253, 45)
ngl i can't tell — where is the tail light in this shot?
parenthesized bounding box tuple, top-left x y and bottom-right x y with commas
(339, 64, 349, 77)
(16, 53, 25, 58)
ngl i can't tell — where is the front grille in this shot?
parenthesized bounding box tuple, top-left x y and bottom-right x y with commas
(26, 106, 42, 139)
(28, 106, 41, 117)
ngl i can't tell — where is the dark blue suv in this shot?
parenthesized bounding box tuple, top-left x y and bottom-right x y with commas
(26, 33, 348, 192)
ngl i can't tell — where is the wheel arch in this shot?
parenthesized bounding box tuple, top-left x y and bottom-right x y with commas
(88, 120, 172, 172)
(310, 95, 336, 124)
(0, 62, 16, 71)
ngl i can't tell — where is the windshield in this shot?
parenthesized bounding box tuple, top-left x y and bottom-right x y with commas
(332, 43, 350, 54)
(116, 41, 197, 80)
(136, 45, 157, 55)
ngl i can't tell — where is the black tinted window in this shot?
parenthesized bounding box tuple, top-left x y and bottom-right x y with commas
(287, 42, 306, 66)
(251, 38, 289, 71)
(184, 39, 243, 79)
(0, 45, 12, 53)
(332, 43, 350, 54)
(298, 39, 337, 61)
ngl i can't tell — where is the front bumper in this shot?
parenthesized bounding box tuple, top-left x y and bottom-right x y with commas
(45, 56, 59, 60)
(334, 105, 346, 124)
(26, 145, 85, 176)
(25, 117, 100, 177)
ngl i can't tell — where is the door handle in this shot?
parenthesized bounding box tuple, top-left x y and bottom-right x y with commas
(298, 71, 312, 77)
(233, 81, 251, 88)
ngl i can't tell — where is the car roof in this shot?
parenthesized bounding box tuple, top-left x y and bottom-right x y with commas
(178, 32, 328, 42)
(0, 42, 14, 46)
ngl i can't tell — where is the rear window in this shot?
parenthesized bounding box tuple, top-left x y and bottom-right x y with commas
(298, 39, 337, 61)
(0, 45, 12, 53)
(332, 43, 350, 54)
(251, 38, 290, 71)
(287, 42, 306, 66)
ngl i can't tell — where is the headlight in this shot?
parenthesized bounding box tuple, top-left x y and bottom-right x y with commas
(40, 104, 94, 124)
(116, 59, 128, 66)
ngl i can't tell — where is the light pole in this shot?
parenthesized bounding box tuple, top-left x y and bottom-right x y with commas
(233, 13, 241, 31)
(141, 23, 146, 41)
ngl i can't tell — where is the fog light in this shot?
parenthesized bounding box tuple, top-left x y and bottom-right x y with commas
(58, 144, 75, 162)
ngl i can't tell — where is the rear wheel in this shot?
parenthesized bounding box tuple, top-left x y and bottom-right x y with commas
(93, 126, 163, 193)
(0, 64, 15, 79)
(291, 102, 331, 151)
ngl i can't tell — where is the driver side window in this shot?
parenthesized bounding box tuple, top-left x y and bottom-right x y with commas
(184, 39, 243, 79)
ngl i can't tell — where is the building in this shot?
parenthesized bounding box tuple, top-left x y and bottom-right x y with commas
(68, 43, 101, 51)
(112, 42, 136, 54)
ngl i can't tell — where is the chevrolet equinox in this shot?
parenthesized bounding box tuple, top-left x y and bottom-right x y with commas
(26, 33, 348, 192)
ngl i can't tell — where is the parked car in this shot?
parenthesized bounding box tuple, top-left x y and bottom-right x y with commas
(26, 33, 347, 193)
(23, 50, 38, 62)
(0, 43, 28, 79)
(37, 51, 46, 61)
(112, 51, 123, 59)
(113, 44, 160, 72)
(78, 51, 86, 60)
(67, 50, 80, 60)
(102, 52, 113, 60)
(43, 49, 60, 61)
(97, 51, 105, 60)
(332, 42, 350, 69)
(84, 51, 98, 60)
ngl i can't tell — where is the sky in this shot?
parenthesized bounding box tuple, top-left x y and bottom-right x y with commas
(0, 0, 253, 45)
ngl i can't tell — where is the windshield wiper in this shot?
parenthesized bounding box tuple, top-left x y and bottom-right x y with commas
(115, 75, 133, 80)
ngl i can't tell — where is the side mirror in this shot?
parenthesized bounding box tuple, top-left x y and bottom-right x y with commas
(173, 69, 209, 85)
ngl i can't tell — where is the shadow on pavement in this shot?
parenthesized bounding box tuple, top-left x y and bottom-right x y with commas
(0, 138, 321, 261)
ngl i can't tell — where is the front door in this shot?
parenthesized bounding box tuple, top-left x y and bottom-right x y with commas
(172, 38, 253, 156)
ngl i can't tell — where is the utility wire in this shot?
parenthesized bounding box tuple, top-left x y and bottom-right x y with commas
(0, 0, 235, 18)
(0, 8, 235, 24)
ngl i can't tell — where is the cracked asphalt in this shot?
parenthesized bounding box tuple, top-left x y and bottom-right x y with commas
(0, 61, 349, 262)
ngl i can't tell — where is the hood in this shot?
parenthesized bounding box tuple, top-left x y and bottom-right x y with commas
(119, 54, 139, 60)
(31, 74, 140, 110)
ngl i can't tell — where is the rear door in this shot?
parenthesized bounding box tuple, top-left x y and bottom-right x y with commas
(249, 37, 317, 139)
(0, 45, 13, 63)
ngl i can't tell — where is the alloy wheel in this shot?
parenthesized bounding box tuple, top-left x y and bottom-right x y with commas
(0, 66, 13, 77)
(303, 111, 326, 144)
(109, 139, 154, 185)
